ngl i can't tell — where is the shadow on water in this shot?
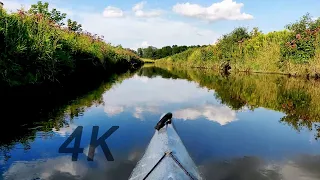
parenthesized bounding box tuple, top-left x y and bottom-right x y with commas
(0, 69, 138, 163)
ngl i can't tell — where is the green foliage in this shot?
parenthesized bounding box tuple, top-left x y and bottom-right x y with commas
(157, 13, 320, 74)
(67, 19, 82, 32)
(138, 45, 204, 60)
(0, 2, 142, 87)
(28, 1, 66, 26)
(280, 13, 320, 64)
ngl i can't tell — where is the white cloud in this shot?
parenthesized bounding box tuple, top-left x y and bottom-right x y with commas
(135, 9, 162, 18)
(101, 76, 222, 120)
(132, 1, 162, 18)
(133, 74, 149, 82)
(103, 6, 124, 18)
(132, 41, 152, 50)
(79, 13, 217, 49)
(141, 41, 150, 48)
(172, 0, 253, 22)
(133, 106, 159, 120)
(3, 156, 88, 180)
(52, 124, 77, 137)
(132, 1, 146, 11)
(104, 105, 124, 116)
(174, 104, 238, 125)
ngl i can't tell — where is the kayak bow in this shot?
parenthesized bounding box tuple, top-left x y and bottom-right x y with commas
(129, 112, 203, 180)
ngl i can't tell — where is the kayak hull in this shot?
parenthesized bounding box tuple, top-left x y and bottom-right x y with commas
(129, 120, 202, 180)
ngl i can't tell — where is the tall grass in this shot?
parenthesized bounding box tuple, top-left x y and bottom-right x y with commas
(156, 14, 320, 76)
(0, 7, 142, 87)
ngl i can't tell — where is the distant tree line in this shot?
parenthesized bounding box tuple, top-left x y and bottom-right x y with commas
(135, 45, 208, 59)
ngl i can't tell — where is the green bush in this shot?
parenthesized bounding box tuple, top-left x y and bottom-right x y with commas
(280, 14, 320, 64)
(156, 13, 320, 74)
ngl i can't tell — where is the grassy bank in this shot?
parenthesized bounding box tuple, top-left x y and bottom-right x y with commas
(156, 14, 320, 77)
(143, 65, 320, 139)
(141, 58, 155, 63)
(0, 2, 143, 87)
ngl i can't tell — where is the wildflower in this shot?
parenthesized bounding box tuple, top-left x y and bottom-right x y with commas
(296, 34, 301, 40)
(17, 9, 25, 18)
(306, 29, 311, 35)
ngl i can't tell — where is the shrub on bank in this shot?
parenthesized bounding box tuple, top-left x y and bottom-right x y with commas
(0, 2, 142, 87)
(156, 13, 320, 75)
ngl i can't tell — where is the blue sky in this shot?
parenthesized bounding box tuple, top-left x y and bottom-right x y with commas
(2, 0, 320, 49)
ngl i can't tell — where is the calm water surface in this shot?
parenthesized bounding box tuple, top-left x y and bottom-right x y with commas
(1, 66, 320, 180)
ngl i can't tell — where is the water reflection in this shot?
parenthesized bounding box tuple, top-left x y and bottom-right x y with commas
(1, 66, 320, 180)
(148, 65, 320, 139)
(4, 154, 320, 180)
(174, 104, 238, 126)
(102, 74, 222, 120)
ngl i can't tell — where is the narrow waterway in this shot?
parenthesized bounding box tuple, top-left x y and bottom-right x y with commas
(1, 66, 320, 180)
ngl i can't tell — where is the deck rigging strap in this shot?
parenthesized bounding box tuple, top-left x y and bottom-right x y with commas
(142, 151, 197, 180)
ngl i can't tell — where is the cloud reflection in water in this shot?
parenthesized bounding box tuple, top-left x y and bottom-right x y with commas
(4, 153, 320, 180)
(102, 75, 239, 125)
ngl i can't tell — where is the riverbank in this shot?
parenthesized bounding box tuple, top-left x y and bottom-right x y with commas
(155, 14, 320, 78)
(141, 58, 156, 63)
(0, 3, 143, 87)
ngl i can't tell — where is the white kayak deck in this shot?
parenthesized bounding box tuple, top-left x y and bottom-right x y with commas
(129, 123, 203, 180)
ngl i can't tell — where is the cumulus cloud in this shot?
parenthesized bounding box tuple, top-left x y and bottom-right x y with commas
(79, 13, 217, 49)
(101, 76, 216, 120)
(172, 0, 253, 22)
(132, 1, 146, 11)
(174, 104, 238, 125)
(104, 105, 124, 117)
(132, 1, 162, 18)
(103, 6, 124, 18)
(133, 106, 159, 120)
(2, 156, 88, 180)
(2, 154, 140, 180)
(131, 41, 152, 50)
(4, 153, 320, 180)
(141, 41, 151, 48)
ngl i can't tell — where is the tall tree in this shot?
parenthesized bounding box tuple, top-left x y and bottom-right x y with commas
(137, 48, 143, 57)
(28, 1, 67, 26)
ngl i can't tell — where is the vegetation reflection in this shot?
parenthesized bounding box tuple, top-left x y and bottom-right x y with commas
(0, 70, 136, 163)
(140, 65, 320, 140)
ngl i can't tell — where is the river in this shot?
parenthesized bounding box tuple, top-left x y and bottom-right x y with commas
(1, 65, 320, 180)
